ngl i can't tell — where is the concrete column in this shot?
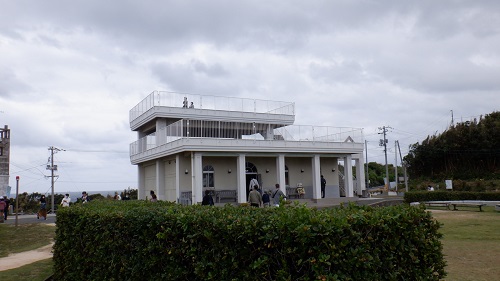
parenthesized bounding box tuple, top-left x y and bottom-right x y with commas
(344, 155, 354, 197)
(192, 152, 203, 204)
(237, 154, 246, 203)
(354, 154, 366, 196)
(312, 155, 321, 199)
(263, 124, 275, 140)
(156, 160, 165, 200)
(175, 154, 180, 201)
(137, 165, 145, 200)
(155, 119, 167, 146)
(276, 154, 286, 194)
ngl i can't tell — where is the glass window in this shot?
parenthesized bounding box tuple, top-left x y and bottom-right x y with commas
(203, 165, 214, 188)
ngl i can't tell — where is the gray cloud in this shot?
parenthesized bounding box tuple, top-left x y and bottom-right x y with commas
(1, 0, 499, 192)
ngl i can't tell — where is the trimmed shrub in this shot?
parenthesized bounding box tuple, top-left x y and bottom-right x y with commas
(404, 191, 500, 203)
(54, 201, 446, 280)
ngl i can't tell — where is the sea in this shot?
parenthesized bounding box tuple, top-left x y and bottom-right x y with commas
(59, 190, 123, 203)
(5, 190, 124, 202)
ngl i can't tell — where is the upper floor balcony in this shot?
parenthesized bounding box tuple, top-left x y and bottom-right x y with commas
(130, 91, 296, 131)
(130, 119, 364, 163)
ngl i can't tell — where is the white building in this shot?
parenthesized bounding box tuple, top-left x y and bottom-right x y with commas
(129, 91, 365, 204)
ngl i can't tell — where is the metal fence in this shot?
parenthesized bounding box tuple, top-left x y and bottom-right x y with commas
(130, 120, 364, 156)
(130, 91, 295, 121)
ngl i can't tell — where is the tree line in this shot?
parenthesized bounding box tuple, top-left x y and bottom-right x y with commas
(7, 189, 138, 214)
(404, 111, 499, 180)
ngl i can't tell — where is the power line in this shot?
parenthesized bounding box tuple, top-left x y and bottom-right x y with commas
(65, 149, 128, 153)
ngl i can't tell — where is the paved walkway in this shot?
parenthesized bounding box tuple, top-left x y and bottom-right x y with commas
(0, 214, 56, 271)
(0, 243, 54, 271)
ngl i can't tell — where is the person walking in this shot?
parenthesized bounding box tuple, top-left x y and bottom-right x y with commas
(262, 190, 271, 207)
(248, 186, 262, 207)
(321, 175, 326, 198)
(81, 192, 91, 204)
(0, 197, 6, 223)
(2, 197, 9, 220)
(150, 190, 158, 202)
(271, 184, 286, 207)
(60, 194, 71, 208)
(38, 195, 47, 220)
(201, 190, 214, 206)
(249, 177, 259, 191)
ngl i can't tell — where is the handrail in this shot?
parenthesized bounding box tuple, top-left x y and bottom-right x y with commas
(130, 120, 364, 156)
(130, 91, 295, 122)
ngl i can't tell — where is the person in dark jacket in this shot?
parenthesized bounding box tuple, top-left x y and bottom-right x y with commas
(3, 197, 9, 220)
(262, 190, 271, 207)
(321, 175, 326, 198)
(202, 190, 214, 206)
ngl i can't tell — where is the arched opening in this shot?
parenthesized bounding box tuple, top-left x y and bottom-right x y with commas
(245, 162, 260, 199)
(202, 165, 214, 189)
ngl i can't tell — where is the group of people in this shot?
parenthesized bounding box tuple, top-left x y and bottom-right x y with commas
(201, 182, 287, 208)
(182, 97, 194, 109)
(247, 183, 288, 207)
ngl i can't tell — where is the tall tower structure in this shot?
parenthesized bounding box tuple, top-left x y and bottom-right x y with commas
(0, 125, 10, 197)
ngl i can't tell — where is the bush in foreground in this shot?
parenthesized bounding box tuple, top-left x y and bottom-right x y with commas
(54, 201, 445, 280)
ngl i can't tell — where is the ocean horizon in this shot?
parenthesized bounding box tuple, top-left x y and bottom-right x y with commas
(7, 190, 125, 202)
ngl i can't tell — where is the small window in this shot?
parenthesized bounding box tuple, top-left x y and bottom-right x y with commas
(203, 165, 214, 188)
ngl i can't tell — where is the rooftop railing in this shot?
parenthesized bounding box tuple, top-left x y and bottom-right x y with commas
(130, 119, 364, 156)
(130, 91, 295, 122)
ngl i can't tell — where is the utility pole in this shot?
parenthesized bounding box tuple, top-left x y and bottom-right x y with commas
(396, 140, 408, 192)
(47, 146, 64, 213)
(378, 126, 392, 191)
(365, 140, 369, 188)
(394, 140, 398, 191)
(450, 110, 454, 127)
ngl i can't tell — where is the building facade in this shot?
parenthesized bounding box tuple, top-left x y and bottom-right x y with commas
(129, 91, 365, 204)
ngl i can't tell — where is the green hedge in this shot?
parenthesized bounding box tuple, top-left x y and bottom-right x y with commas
(53, 201, 445, 280)
(404, 191, 500, 203)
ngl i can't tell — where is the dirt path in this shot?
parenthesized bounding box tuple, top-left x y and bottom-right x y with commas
(0, 243, 54, 271)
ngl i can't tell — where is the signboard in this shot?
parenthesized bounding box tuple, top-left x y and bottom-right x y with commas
(445, 180, 453, 190)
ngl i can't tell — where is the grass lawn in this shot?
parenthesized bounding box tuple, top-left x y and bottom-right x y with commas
(0, 224, 55, 257)
(430, 206, 500, 281)
(0, 258, 53, 281)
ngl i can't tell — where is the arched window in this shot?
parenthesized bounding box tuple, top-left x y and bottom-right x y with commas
(245, 162, 257, 174)
(203, 165, 214, 188)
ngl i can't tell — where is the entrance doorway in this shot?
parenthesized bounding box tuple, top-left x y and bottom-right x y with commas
(245, 162, 261, 200)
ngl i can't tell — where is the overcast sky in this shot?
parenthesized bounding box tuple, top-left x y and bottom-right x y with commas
(1, 1, 499, 194)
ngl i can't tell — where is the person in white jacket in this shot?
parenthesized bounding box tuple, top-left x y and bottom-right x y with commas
(60, 194, 71, 207)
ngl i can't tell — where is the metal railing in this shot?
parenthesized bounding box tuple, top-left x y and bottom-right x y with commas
(130, 91, 295, 122)
(130, 120, 364, 156)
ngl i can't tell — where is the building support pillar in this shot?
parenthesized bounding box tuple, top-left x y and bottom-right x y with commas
(237, 154, 246, 203)
(156, 160, 165, 200)
(276, 154, 286, 194)
(354, 154, 366, 196)
(175, 154, 180, 201)
(137, 165, 145, 200)
(312, 154, 321, 199)
(192, 152, 203, 204)
(344, 155, 354, 197)
(155, 119, 167, 146)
